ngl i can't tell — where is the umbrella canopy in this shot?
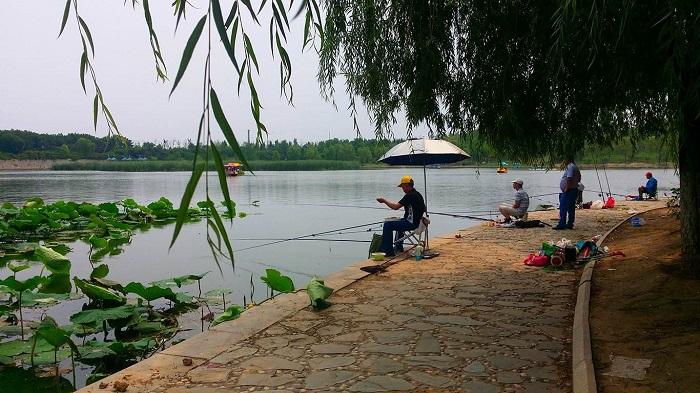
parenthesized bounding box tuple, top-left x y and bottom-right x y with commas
(378, 138, 470, 166)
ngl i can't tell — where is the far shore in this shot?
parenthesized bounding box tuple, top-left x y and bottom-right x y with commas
(0, 158, 675, 172)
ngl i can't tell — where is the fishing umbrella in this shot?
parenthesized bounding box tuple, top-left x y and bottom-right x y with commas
(378, 138, 471, 251)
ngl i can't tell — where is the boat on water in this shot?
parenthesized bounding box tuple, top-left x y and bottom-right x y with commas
(224, 162, 244, 176)
(497, 166, 508, 173)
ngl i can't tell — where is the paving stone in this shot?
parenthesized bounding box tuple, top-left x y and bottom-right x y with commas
(432, 306, 461, 314)
(516, 348, 555, 362)
(280, 319, 322, 332)
(264, 325, 288, 335)
(463, 361, 487, 375)
(360, 357, 406, 373)
(494, 301, 538, 308)
(186, 367, 231, 383)
(236, 372, 295, 387)
(603, 356, 653, 380)
(426, 315, 486, 326)
(334, 332, 363, 342)
(487, 355, 530, 370)
(522, 381, 566, 392)
(498, 338, 532, 348)
(255, 336, 289, 349)
(405, 371, 456, 387)
(355, 315, 383, 322)
(446, 348, 490, 359)
(415, 332, 441, 354)
(526, 365, 558, 380)
(412, 299, 440, 306)
(305, 370, 359, 389)
(391, 305, 426, 316)
(358, 343, 410, 355)
(308, 356, 356, 369)
(348, 375, 414, 392)
(273, 347, 305, 359)
(239, 356, 304, 371)
(497, 371, 523, 383)
(461, 380, 501, 393)
(537, 341, 565, 351)
(370, 330, 415, 344)
(210, 346, 258, 364)
(404, 322, 435, 331)
(404, 355, 459, 370)
(317, 324, 344, 336)
(387, 314, 415, 323)
(281, 334, 316, 346)
(311, 343, 352, 354)
(356, 304, 388, 315)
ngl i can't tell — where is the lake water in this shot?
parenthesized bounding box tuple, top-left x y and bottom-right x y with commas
(0, 168, 679, 307)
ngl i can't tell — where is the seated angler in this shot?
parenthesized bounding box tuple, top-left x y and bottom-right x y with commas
(498, 179, 530, 222)
(638, 171, 658, 200)
(376, 176, 426, 257)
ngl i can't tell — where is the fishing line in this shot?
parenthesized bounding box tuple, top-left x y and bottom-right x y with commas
(593, 162, 606, 198)
(234, 220, 384, 252)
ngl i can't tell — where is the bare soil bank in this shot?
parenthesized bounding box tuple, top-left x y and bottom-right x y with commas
(0, 159, 68, 170)
(592, 208, 699, 392)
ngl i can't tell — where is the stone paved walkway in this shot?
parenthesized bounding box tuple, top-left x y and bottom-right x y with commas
(80, 201, 663, 393)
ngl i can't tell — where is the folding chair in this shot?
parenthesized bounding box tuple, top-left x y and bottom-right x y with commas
(393, 216, 430, 251)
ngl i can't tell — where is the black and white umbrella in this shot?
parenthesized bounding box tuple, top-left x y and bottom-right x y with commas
(378, 138, 471, 250)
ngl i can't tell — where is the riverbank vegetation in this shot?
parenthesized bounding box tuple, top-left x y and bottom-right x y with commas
(1, 129, 675, 171)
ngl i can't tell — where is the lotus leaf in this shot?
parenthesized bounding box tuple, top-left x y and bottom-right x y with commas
(78, 340, 117, 360)
(173, 292, 196, 304)
(23, 197, 44, 209)
(0, 354, 12, 365)
(307, 277, 334, 309)
(7, 262, 30, 273)
(20, 347, 73, 366)
(98, 202, 119, 215)
(211, 305, 243, 326)
(33, 245, 71, 274)
(88, 235, 109, 249)
(261, 269, 295, 293)
(20, 291, 71, 307)
(0, 337, 53, 357)
(151, 272, 208, 288)
(0, 364, 74, 392)
(124, 282, 176, 302)
(70, 305, 138, 325)
(39, 273, 72, 294)
(78, 203, 99, 216)
(204, 288, 232, 297)
(73, 277, 126, 303)
(33, 316, 76, 351)
(0, 276, 46, 292)
(90, 264, 110, 279)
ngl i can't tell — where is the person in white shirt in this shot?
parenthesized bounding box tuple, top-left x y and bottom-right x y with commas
(499, 179, 529, 222)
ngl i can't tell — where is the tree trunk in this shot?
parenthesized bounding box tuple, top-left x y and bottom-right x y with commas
(679, 103, 700, 277)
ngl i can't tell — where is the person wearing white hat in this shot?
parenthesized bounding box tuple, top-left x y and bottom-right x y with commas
(498, 179, 529, 222)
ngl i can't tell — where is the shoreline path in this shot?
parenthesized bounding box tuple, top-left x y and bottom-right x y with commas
(80, 200, 663, 393)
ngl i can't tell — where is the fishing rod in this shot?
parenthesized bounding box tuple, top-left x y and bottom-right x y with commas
(593, 162, 606, 198)
(234, 238, 371, 243)
(602, 163, 612, 197)
(234, 220, 384, 252)
(582, 189, 628, 198)
(427, 211, 495, 221)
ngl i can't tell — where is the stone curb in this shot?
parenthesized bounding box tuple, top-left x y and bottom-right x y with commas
(572, 206, 666, 393)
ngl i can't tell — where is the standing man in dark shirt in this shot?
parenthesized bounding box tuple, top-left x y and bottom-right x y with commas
(376, 176, 426, 257)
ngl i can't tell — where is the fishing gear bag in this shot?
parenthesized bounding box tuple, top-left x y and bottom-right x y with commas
(368, 233, 383, 258)
(514, 220, 545, 228)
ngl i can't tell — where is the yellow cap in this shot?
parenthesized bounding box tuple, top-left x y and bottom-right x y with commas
(397, 175, 414, 187)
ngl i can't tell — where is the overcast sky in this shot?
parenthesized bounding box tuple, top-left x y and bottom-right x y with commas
(0, 2, 425, 144)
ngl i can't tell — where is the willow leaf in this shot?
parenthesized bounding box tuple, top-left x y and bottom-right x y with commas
(240, 0, 260, 24)
(208, 199, 234, 263)
(79, 51, 87, 93)
(212, 0, 240, 73)
(170, 15, 206, 96)
(274, 0, 290, 28)
(243, 34, 259, 72)
(59, 0, 71, 37)
(210, 88, 254, 174)
(209, 141, 234, 222)
(207, 218, 222, 249)
(170, 163, 204, 249)
(78, 17, 95, 55)
(224, 2, 238, 28)
(92, 95, 99, 130)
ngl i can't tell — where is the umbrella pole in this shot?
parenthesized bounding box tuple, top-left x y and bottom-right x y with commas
(423, 165, 429, 251)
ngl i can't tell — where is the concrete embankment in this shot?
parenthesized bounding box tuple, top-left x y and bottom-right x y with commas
(78, 200, 664, 393)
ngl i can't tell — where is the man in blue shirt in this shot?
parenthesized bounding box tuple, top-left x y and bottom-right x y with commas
(638, 172, 658, 200)
(554, 157, 581, 230)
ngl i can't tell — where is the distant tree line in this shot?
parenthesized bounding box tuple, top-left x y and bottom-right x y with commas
(0, 129, 673, 166)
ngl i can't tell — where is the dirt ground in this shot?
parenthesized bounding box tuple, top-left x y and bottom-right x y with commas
(591, 208, 700, 392)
